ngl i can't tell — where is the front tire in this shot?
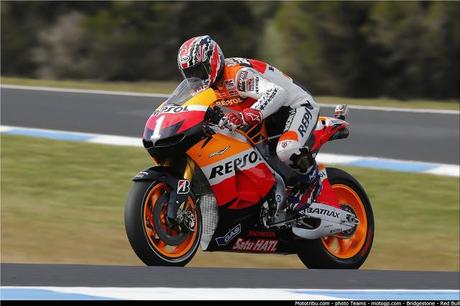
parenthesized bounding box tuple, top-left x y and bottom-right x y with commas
(296, 167, 374, 269)
(124, 180, 201, 266)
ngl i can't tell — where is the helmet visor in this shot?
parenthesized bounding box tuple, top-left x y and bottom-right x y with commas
(181, 63, 210, 81)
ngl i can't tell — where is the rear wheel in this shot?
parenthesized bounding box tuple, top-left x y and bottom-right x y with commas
(124, 180, 201, 266)
(296, 167, 374, 269)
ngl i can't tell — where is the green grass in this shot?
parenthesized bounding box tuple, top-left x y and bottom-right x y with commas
(1, 135, 459, 270)
(2, 76, 458, 111)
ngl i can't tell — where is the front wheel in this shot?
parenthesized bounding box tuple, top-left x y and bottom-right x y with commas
(124, 180, 201, 266)
(296, 167, 374, 269)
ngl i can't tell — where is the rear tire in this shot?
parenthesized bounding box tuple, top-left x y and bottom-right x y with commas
(296, 167, 374, 269)
(124, 180, 201, 266)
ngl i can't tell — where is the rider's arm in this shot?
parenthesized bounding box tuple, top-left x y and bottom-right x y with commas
(235, 68, 287, 120)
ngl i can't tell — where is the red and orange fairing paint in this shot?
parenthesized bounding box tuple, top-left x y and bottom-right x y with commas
(145, 88, 276, 210)
(186, 133, 275, 210)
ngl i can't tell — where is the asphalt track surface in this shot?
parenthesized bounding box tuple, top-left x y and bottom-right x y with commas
(1, 87, 459, 164)
(1, 264, 459, 289)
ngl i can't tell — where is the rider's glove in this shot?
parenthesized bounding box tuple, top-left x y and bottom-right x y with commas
(241, 108, 263, 126)
(220, 108, 263, 131)
(334, 104, 348, 119)
(219, 112, 243, 131)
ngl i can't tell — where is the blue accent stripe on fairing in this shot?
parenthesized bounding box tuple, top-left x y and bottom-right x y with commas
(4, 128, 93, 142)
(348, 159, 436, 172)
(291, 290, 460, 300)
(0, 288, 113, 300)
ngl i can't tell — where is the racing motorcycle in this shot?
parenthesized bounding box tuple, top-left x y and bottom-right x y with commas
(124, 78, 374, 269)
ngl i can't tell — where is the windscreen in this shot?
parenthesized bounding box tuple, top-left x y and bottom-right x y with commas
(164, 78, 208, 106)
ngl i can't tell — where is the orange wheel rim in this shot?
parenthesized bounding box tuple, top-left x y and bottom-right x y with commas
(142, 183, 198, 259)
(321, 184, 368, 259)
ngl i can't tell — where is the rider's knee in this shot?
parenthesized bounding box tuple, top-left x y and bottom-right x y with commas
(276, 139, 299, 167)
(277, 138, 315, 173)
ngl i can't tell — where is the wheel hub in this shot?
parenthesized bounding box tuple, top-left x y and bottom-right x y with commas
(152, 194, 188, 246)
(338, 204, 358, 237)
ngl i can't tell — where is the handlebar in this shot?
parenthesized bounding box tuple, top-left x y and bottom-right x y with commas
(204, 106, 249, 134)
(205, 105, 225, 125)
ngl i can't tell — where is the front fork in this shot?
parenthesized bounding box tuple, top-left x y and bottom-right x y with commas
(152, 156, 195, 180)
(164, 157, 195, 224)
(183, 158, 195, 181)
(133, 155, 197, 230)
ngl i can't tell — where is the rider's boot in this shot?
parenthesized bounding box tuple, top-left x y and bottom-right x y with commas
(291, 161, 321, 212)
(291, 103, 347, 212)
(290, 154, 340, 213)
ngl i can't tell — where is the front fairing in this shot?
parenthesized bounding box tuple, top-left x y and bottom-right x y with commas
(143, 88, 217, 143)
(142, 79, 217, 161)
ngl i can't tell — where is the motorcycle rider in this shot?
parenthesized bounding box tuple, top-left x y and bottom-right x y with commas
(177, 35, 336, 212)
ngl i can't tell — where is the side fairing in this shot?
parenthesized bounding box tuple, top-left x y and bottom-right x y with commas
(186, 133, 275, 209)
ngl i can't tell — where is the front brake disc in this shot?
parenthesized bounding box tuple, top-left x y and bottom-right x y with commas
(153, 193, 188, 246)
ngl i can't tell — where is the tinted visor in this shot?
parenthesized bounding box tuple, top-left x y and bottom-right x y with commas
(182, 63, 210, 81)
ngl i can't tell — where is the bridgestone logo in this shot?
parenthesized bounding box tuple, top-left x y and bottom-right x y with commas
(209, 151, 261, 179)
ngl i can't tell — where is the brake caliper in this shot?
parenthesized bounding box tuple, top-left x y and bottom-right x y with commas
(176, 209, 196, 232)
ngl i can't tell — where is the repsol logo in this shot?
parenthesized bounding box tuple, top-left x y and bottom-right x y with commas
(297, 109, 313, 137)
(307, 207, 340, 218)
(209, 151, 261, 179)
(215, 97, 242, 106)
(154, 105, 189, 115)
